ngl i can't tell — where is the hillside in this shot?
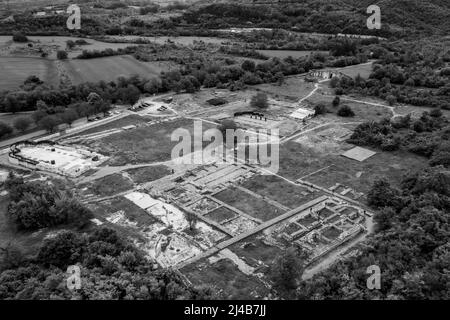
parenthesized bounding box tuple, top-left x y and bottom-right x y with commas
(187, 0, 450, 37)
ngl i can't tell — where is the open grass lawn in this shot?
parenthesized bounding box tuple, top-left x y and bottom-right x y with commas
(0, 56, 58, 90)
(80, 173, 134, 197)
(242, 175, 323, 210)
(63, 55, 168, 85)
(254, 77, 316, 100)
(277, 141, 339, 179)
(214, 187, 286, 221)
(181, 257, 269, 299)
(94, 118, 216, 165)
(126, 165, 172, 184)
(89, 196, 157, 228)
(205, 207, 237, 224)
(278, 141, 427, 200)
(229, 235, 281, 268)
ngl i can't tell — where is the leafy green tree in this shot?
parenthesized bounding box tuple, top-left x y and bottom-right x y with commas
(314, 103, 327, 115)
(250, 92, 269, 109)
(13, 116, 32, 133)
(12, 32, 28, 42)
(332, 96, 340, 107)
(60, 109, 79, 127)
(367, 178, 402, 209)
(0, 122, 13, 138)
(337, 105, 355, 117)
(38, 115, 60, 132)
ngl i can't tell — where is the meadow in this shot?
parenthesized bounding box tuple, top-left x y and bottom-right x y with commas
(0, 56, 58, 90)
(62, 55, 171, 85)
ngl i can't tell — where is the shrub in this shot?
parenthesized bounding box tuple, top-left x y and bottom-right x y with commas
(430, 108, 443, 118)
(250, 92, 269, 109)
(332, 96, 340, 107)
(56, 50, 68, 60)
(207, 97, 227, 106)
(386, 95, 397, 106)
(337, 105, 355, 117)
(12, 32, 28, 42)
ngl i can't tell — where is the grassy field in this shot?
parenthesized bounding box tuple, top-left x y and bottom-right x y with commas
(0, 56, 58, 90)
(242, 175, 323, 210)
(334, 62, 374, 79)
(63, 55, 170, 85)
(256, 50, 328, 59)
(85, 118, 216, 165)
(126, 165, 172, 184)
(88, 196, 157, 228)
(306, 93, 393, 122)
(205, 207, 237, 224)
(214, 187, 286, 221)
(277, 140, 427, 201)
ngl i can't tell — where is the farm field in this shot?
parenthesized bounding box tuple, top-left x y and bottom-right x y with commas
(0, 56, 58, 90)
(257, 50, 328, 59)
(62, 55, 171, 85)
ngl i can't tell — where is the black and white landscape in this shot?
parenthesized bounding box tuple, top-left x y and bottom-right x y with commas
(0, 0, 448, 301)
